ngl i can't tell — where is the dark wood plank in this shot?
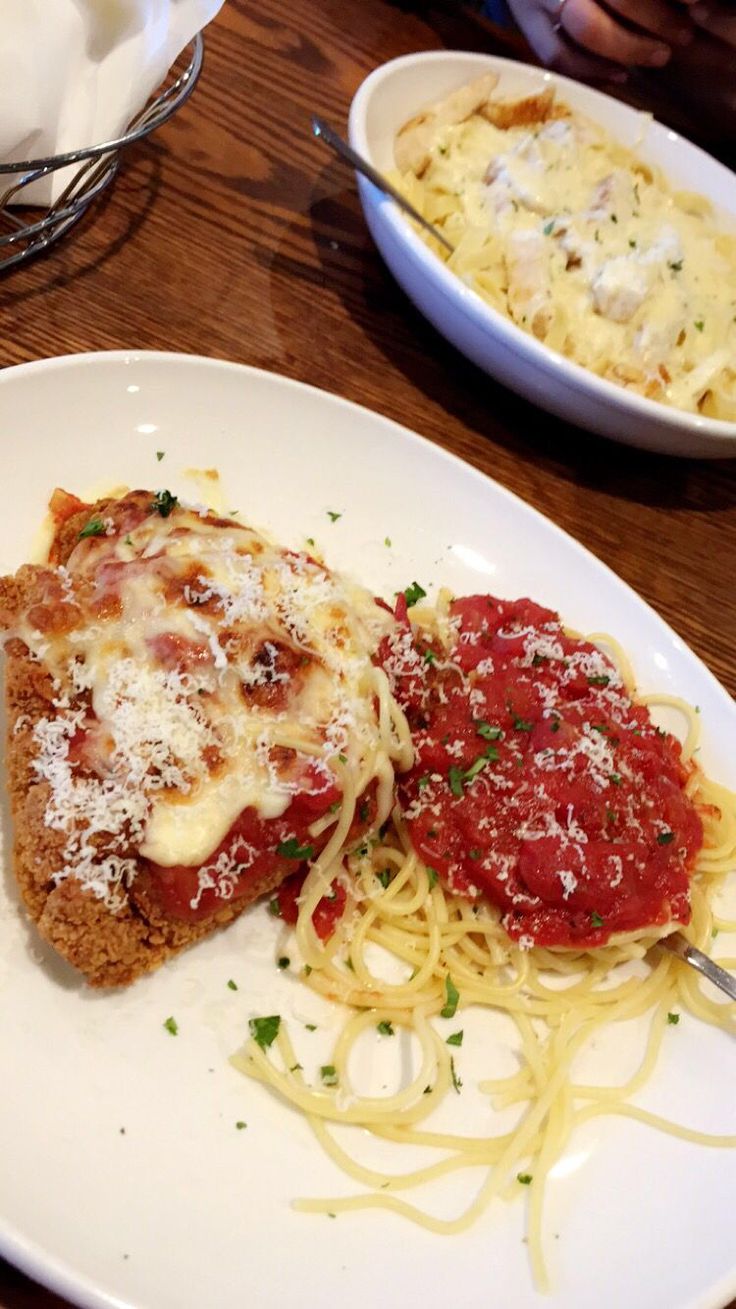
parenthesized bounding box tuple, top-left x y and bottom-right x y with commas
(0, 4, 734, 1307)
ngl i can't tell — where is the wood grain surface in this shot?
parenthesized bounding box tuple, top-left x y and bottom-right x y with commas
(0, 3, 734, 1307)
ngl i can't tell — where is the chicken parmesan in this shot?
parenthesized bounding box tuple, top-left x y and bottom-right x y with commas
(0, 488, 410, 986)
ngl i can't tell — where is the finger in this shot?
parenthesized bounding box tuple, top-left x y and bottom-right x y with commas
(507, 0, 630, 77)
(558, 0, 673, 64)
(602, 0, 695, 44)
(690, 3, 736, 44)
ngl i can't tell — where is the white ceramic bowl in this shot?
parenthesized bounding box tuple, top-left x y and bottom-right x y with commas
(349, 50, 736, 458)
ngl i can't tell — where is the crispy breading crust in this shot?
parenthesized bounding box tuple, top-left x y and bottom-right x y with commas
(1, 500, 296, 988)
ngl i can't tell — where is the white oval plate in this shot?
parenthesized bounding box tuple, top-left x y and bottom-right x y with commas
(349, 51, 736, 458)
(0, 352, 733, 1309)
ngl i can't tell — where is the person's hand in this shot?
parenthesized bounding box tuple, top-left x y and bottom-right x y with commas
(506, 0, 696, 83)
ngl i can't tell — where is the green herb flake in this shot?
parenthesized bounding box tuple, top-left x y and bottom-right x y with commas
(550, 719, 560, 734)
(150, 489, 178, 518)
(450, 1056, 462, 1093)
(517, 1173, 533, 1185)
(404, 581, 427, 608)
(587, 674, 610, 687)
(426, 866, 439, 889)
(667, 1011, 680, 1025)
(320, 1064, 339, 1086)
(590, 912, 604, 929)
(338, 753, 347, 765)
(446, 1030, 463, 1047)
(610, 213, 618, 223)
(276, 838, 314, 860)
(249, 1015, 281, 1050)
(227, 979, 238, 991)
(305, 1023, 317, 1032)
(512, 714, 533, 732)
(468, 848, 481, 861)
(156, 450, 165, 462)
(606, 809, 617, 824)
(327, 510, 342, 522)
(441, 975, 460, 1019)
(656, 831, 675, 845)
(268, 897, 282, 917)
(377, 1021, 394, 1037)
(694, 319, 705, 332)
(669, 260, 683, 272)
(78, 518, 106, 540)
(423, 648, 437, 665)
(384, 536, 392, 547)
(448, 766, 464, 798)
(303, 964, 312, 977)
(124, 534, 134, 547)
(543, 219, 555, 236)
(417, 775, 431, 791)
(377, 868, 392, 889)
(163, 1016, 178, 1036)
(475, 721, 503, 741)
(609, 773, 622, 787)
(628, 239, 637, 249)
(277, 956, 290, 970)
(235, 1120, 247, 1130)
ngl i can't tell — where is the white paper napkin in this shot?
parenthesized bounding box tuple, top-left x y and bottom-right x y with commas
(0, 0, 225, 205)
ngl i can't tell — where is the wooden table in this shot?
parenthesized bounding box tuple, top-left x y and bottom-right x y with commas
(1, 3, 734, 1306)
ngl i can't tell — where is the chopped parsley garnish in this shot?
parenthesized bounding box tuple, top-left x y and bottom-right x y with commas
(359, 801, 370, 823)
(377, 868, 392, 889)
(163, 1016, 178, 1036)
(124, 534, 134, 547)
(277, 956, 290, 970)
(669, 260, 683, 272)
(151, 489, 178, 517)
(441, 975, 460, 1019)
(338, 753, 347, 764)
(517, 1173, 533, 1185)
(628, 239, 637, 249)
(606, 809, 617, 824)
(531, 652, 547, 667)
(587, 674, 610, 687)
(512, 714, 533, 732)
(610, 213, 618, 223)
(249, 1015, 281, 1049)
(327, 510, 342, 522)
(667, 1012, 680, 1025)
(446, 1030, 463, 1047)
(417, 775, 430, 791)
(590, 911, 604, 928)
(377, 1021, 395, 1036)
(656, 831, 675, 845)
(543, 219, 555, 236)
(305, 1023, 317, 1032)
(303, 964, 312, 976)
(423, 648, 437, 665)
(404, 581, 427, 608)
(609, 773, 622, 787)
(329, 800, 341, 813)
(156, 450, 165, 461)
(276, 838, 314, 860)
(448, 766, 464, 798)
(235, 1121, 247, 1130)
(450, 1057, 462, 1093)
(320, 1065, 339, 1086)
(475, 721, 503, 741)
(550, 719, 561, 733)
(290, 1064, 303, 1073)
(426, 866, 439, 889)
(306, 537, 315, 547)
(463, 745, 500, 782)
(78, 517, 105, 539)
(694, 319, 704, 332)
(384, 536, 392, 547)
(468, 849, 481, 861)
(227, 979, 238, 991)
(268, 897, 282, 917)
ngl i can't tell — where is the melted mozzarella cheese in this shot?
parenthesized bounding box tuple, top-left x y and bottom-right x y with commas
(21, 501, 397, 877)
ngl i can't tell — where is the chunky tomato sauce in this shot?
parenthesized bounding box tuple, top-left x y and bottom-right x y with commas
(380, 594, 703, 948)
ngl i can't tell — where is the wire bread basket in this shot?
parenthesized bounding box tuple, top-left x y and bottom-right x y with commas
(0, 33, 204, 272)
